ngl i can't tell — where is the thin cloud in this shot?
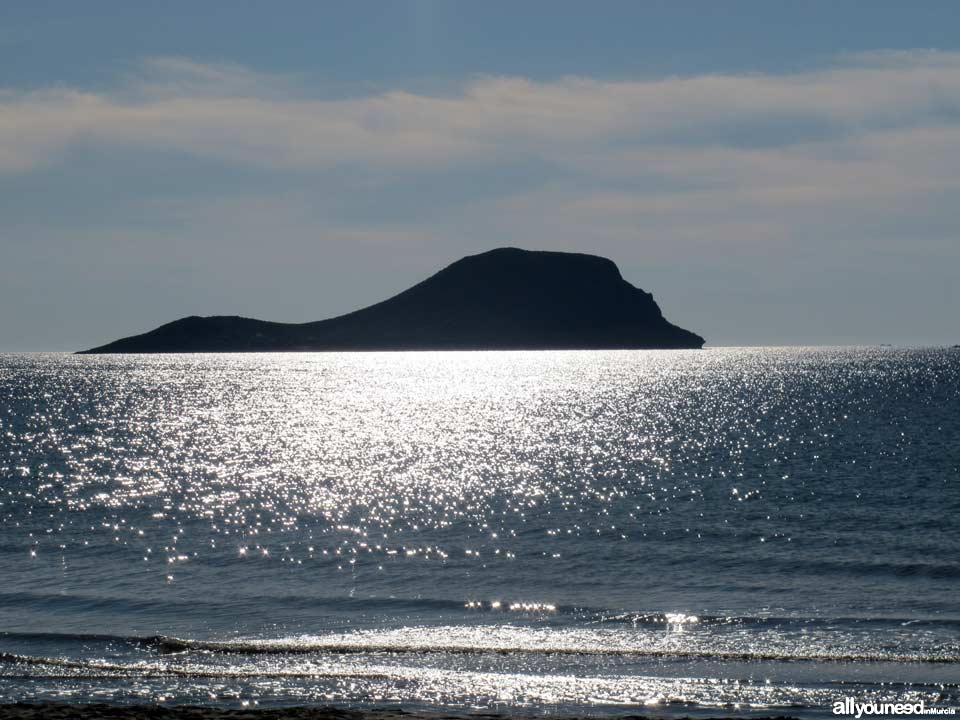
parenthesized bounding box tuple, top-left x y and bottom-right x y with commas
(2, 51, 960, 174)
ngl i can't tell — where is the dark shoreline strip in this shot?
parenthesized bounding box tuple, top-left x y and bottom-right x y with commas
(0, 703, 800, 720)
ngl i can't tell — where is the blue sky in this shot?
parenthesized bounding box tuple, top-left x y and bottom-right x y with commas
(2, 1, 959, 349)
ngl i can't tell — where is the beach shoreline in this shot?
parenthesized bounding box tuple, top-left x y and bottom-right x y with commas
(0, 704, 801, 720)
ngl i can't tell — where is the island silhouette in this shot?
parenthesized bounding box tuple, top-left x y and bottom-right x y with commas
(78, 248, 705, 353)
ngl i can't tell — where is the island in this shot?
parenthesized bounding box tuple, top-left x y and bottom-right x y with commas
(78, 248, 705, 353)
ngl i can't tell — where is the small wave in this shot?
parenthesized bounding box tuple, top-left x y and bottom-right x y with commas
(0, 652, 390, 680)
(596, 612, 960, 629)
(146, 635, 960, 664)
(2, 650, 958, 702)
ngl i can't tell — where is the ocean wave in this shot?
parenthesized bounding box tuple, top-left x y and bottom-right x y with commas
(144, 635, 959, 664)
(0, 652, 391, 680)
(0, 652, 960, 693)
(4, 651, 957, 715)
(3, 617, 959, 665)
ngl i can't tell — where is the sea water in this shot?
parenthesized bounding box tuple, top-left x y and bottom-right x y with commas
(0, 348, 957, 716)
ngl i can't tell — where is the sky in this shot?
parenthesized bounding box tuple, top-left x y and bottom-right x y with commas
(2, 1, 959, 350)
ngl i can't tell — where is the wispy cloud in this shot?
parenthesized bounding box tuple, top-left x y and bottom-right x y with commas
(3, 51, 960, 175)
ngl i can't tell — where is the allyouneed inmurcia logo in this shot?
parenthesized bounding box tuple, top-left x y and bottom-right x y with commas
(833, 698, 957, 717)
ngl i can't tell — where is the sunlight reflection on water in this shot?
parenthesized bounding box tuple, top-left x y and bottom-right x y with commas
(1, 348, 958, 715)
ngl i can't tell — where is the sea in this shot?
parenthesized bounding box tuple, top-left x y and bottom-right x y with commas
(0, 348, 957, 717)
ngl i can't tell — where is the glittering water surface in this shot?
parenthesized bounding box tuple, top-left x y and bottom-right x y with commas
(1, 349, 958, 716)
